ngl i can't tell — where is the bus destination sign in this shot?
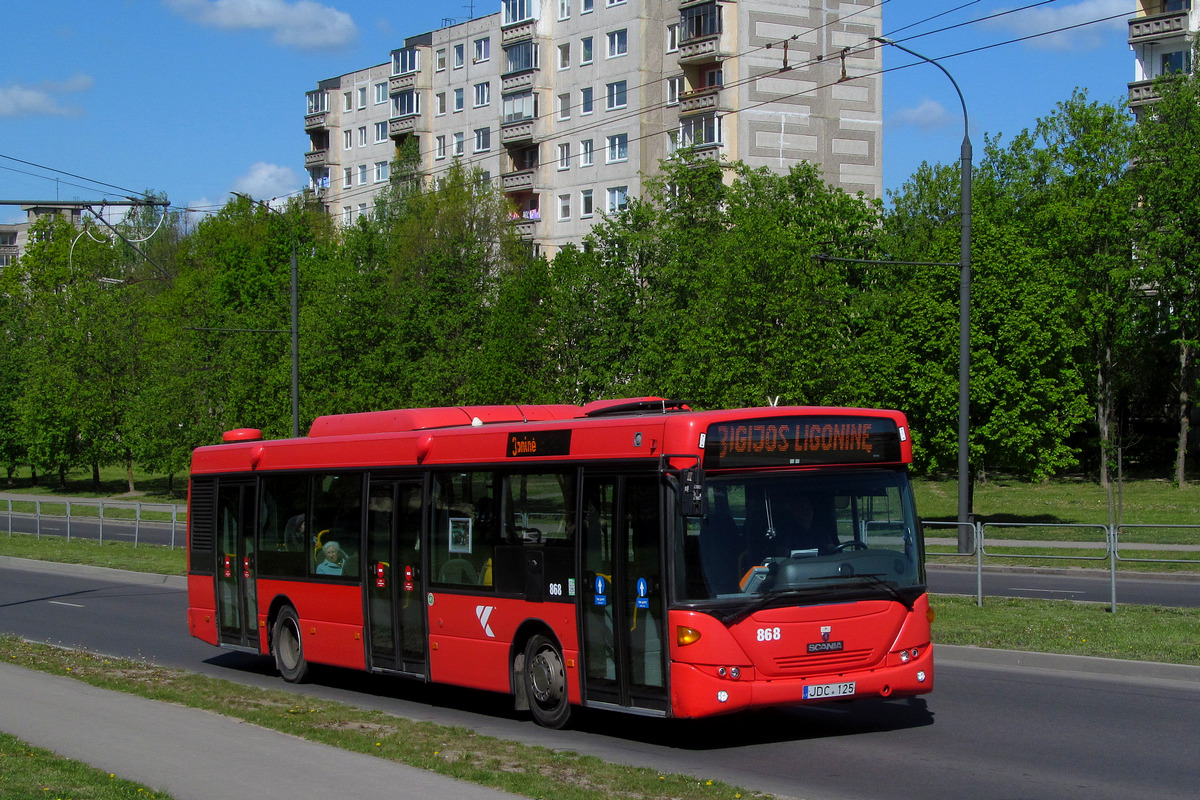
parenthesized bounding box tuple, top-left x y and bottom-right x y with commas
(702, 416, 902, 469)
(507, 429, 572, 458)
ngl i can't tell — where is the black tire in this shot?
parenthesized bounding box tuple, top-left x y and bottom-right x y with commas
(523, 634, 570, 729)
(272, 606, 310, 683)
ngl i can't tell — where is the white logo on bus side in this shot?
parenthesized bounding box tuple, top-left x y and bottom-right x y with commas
(476, 605, 496, 638)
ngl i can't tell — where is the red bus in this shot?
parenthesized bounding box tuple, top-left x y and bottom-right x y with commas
(186, 398, 932, 727)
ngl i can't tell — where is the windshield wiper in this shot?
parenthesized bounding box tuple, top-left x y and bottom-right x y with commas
(720, 587, 830, 625)
(833, 573, 918, 611)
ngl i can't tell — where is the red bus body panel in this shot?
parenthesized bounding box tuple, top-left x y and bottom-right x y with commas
(186, 575, 219, 646)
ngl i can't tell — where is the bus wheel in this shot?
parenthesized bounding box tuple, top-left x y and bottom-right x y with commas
(523, 634, 570, 729)
(272, 606, 310, 683)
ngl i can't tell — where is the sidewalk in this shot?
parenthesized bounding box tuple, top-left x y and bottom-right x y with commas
(0, 660, 527, 800)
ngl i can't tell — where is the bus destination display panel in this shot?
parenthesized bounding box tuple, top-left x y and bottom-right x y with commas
(702, 416, 902, 469)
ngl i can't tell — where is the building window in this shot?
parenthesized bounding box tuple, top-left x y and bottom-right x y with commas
(502, 90, 537, 123)
(558, 43, 570, 69)
(453, 132, 465, 156)
(581, 86, 594, 115)
(704, 67, 724, 88)
(505, 41, 539, 73)
(436, 92, 447, 115)
(503, 0, 533, 25)
(606, 133, 628, 163)
(558, 142, 571, 170)
(667, 76, 683, 106)
(667, 128, 680, 155)
(306, 90, 328, 114)
(358, 126, 367, 146)
(375, 121, 388, 142)
(475, 127, 492, 152)
(343, 130, 353, 150)
(606, 186, 628, 213)
(558, 93, 571, 120)
(582, 0, 593, 12)
(607, 29, 628, 58)
(394, 89, 419, 117)
(681, 113, 721, 147)
(343, 91, 352, 111)
(375, 82, 388, 104)
(559, 193, 571, 220)
(1162, 49, 1192, 75)
(342, 206, 352, 224)
(375, 161, 389, 182)
(436, 135, 447, 159)
(359, 164, 368, 184)
(559, 0, 570, 19)
(580, 189, 594, 218)
(343, 167, 352, 188)
(681, 3, 721, 41)
(667, 23, 679, 53)
(454, 88, 464, 112)
(581, 37, 593, 64)
(474, 82, 491, 107)
(395, 48, 420, 75)
(606, 80, 627, 110)
(357, 87, 367, 109)
(580, 139, 594, 166)
(475, 37, 490, 62)
(436, 49, 447, 71)
(453, 44, 465, 68)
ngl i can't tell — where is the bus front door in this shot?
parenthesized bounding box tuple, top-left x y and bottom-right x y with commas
(215, 480, 257, 650)
(366, 479, 426, 675)
(580, 474, 668, 714)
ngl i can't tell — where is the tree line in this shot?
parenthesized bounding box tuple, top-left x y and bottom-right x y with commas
(2, 77, 1198, 491)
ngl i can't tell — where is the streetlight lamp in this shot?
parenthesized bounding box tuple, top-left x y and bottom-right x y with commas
(234, 193, 301, 439)
(872, 36, 973, 551)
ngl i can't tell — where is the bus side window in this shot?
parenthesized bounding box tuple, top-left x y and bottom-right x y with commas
(431, 471, 496, 588)
(309, 472, 362, 579)
(494, 472, 576, 597)
(257, 474, 309, 578)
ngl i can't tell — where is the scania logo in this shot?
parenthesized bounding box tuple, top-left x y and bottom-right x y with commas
(821, 625, 832, 642)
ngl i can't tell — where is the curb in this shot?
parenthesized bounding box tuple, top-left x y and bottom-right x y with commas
(0, 555, 187, 589)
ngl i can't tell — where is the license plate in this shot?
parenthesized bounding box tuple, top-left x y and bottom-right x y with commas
(803, 681, 855, 700)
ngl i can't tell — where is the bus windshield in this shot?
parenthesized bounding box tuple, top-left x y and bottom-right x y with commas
(674, 468, 924, 605)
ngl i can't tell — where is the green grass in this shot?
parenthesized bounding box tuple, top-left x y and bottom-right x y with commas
(0, 637, 762, 800)
(0, 731, 173, 800)
(931, 594, 1200, 664)
(0, 535, 186, 576)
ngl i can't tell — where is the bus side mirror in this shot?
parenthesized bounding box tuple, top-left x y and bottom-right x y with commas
(680, 467, 704, 517)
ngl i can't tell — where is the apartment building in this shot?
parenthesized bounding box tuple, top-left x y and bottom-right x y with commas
(1129, 0, 1197, 116)
(0, 204, 87, 268)
(304, 0, 882, 252)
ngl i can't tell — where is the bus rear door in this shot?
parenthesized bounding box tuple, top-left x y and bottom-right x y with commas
(215, 480, 257, 650)
(365, 478, 427, 675)
(580, 474, 668, 715)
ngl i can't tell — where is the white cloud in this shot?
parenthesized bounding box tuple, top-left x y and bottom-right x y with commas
(231, 162, 302, 202)
(165, 0, 357, 50)
(891, 98, 956, 132)
(987, 0, 1128, 52)
(0, 74, 92, 118)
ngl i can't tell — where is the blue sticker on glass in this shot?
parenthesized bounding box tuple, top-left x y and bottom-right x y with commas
(636, 598, 649, 609)
(595, 575, 606, 595)
(636, 578, 648, 598)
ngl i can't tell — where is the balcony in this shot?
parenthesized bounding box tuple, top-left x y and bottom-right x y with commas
(1129, 77, 1166, 108)
(501, 169, 536, 191)
(501, 120, 536, 145)
(502, 19, 536, 46)
(305, 149, 334, 168)
(1129, 10, 1190, 43)
(678, 86, 728, 115)
(389, 116, 418, 137)
(389, 72, 418, 95)
(304, 112, 328, 131)
(678, 35, 723, 65)
(502, 70, 536, 93)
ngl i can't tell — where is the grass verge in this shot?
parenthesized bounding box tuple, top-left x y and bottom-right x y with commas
(0, 636, 760, 800)
(0, 535, 185, 576)
(0, 731, 174, 800)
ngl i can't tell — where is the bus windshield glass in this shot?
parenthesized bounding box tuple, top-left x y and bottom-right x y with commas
(674, 468, 923, 604)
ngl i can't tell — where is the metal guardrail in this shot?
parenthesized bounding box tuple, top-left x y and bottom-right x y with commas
(2, 498, 188, 549)
(924, 519, 1200, 612)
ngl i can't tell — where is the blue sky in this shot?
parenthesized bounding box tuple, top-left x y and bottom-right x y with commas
(1, 1, 1134, 224)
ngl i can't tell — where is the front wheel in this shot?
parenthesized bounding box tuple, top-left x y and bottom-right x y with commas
(523, 634, 570, 728)
(272, 606, 310, 683)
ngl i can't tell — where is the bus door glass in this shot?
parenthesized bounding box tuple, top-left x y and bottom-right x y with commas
(366, 479, 426, 675)
(216, 480, 256, 648)
(580, 474, 667, 712)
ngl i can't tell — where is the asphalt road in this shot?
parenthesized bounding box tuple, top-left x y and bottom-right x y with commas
(2, 559, 1198, 800)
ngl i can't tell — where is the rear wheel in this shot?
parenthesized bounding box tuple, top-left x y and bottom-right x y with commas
(523, 634, 570, 728)
(272, 606, 310, 683)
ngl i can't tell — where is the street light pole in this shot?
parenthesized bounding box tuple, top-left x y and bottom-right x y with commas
(872, 36, 973, 551)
